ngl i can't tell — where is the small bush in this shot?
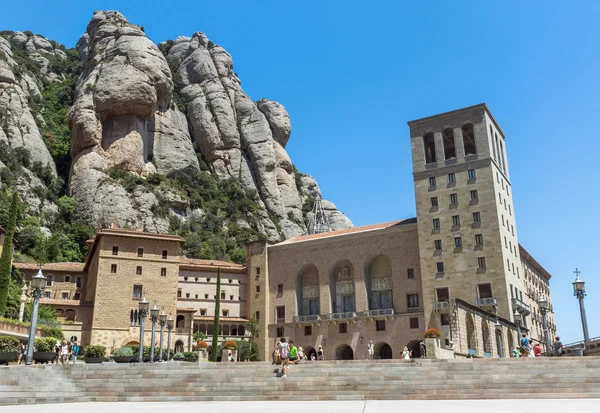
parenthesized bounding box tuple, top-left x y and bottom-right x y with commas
(83, 345, 106, 359)
(111, 346, 134, 357)
(0, 336, 20, 352)
(223, 340, 237, 350)
(34, 337, 58, 352)
(424, 328, 441, 338)
(173, 351, 198, 361)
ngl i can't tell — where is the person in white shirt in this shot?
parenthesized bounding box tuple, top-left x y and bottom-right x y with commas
(367, 340, 374, 360)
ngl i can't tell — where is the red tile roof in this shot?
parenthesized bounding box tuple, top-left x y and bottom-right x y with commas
(14, 262, 86, 273)
(277, 219, 417, 246)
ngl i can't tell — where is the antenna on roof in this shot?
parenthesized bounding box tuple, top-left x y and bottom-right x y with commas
(307, 195, 332, 235)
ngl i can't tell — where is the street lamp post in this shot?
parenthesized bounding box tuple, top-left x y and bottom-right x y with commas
(149, 303, 159, 362)
(25, 269, 47, 365)
(166, 315, 174, 361)
(537, 298, 552, 355)
(138, 297, 149, 363)
(572, 269, 590, 344)
(513, 311, 522, 356)
(158, 310, 167, 362)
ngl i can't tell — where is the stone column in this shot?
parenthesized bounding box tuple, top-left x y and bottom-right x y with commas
(18, 285, 27, 322)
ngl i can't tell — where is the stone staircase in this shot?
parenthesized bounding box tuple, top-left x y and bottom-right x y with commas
(1, 357, 600, 405)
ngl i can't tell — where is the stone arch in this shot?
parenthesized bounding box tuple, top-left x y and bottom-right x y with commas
(466, 313, 476, 352)
(443, 127, 457, 160)
(304, 346, 316, 360)
(174, 340, 185, 353)
(231, 325, 238, 336)
(364, 254, 393, 311)
(375, 342, 393, 359)
(335, 344, 354, 360)
(222, 324, 230, 336)
(329, 259, 355, 314)
(238, 325, 245, 336)
(462, 122, 477, 156)
(296, 263, 320, 317)
(64, 309, 76, 322)
(423, 132, 436, 163)
(407, 340, 422, 358)
(482, 320, 492, 355)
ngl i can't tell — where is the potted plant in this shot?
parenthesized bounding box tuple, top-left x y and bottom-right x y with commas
(33, 337, 58, 364)
(173, 351, 198, 362)
(424, 328, 441, 338)
(111, 346, 135, 363)
(221, 340, 238, 362)
(424, 328, 442, 355)
(0, 336, 20, 365)
(196, 341, 208, 351)
(83, 345, 106, 363)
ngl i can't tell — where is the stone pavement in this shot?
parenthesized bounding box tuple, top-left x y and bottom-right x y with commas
(2, 400, 600, 413)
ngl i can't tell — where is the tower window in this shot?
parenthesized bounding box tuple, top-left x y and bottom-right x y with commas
(429, 177, 436, 187)
(472, 212, 481, 223)
(112, 246, 118, 255)
(111, 264, 117, 274)
(137, 248, 143, 257)
(443, 128, 456, 160)
(462, 123, 477, 156)
(409, 318, 419, 329)
(499, 140, 506, 172)
(475, 234, 483, 245)
(468, 169, 476, 180)
(432, 218, 440, 229)
(490, 125, 497, 160)
(161, 268, 166, 277)
(407, 269, 415, 279)
(430, 197, 438, 208)
(470, 190, 478, 201)
(436, 262, 445, 273)
(424, 132, 437, 164)
(376, 320, 386, 331)
(434, 240, 442, 251)
(436, 287, 449, 302)
(448, 173, 456, 184)
(452, 215, 460, 227)
(454, 237, 462, 248)
(450, 194, 458, 205)
(477, 257, 487, 269)
(136, 266, 142, 275)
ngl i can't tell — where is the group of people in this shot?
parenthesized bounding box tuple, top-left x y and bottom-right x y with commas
(273, 338, 325, 377)
(512, 334, 563, 358)
(15, 339, 79, 365)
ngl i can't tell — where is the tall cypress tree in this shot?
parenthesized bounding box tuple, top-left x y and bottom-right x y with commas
(210, 267, 221, 361)
(0, 192, 19, 316)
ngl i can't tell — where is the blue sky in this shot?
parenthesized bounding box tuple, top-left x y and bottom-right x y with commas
(2, 1, 598, 344)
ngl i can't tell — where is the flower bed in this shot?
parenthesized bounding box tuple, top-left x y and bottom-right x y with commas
(424, 328, 441, 338)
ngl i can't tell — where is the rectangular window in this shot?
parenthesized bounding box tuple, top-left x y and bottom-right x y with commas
(509, 205, 512, 216)
(517, 267, 520, 278)
(112, 246, 118, 255)
(200, 309, 207, 316)
(61, 292, 69, 299)
(64, 276, 71, 283)
(512, 225, 515, 236)
(499, 192, 502, 202)
(407, 294, 419, 308)
(276, 306, 285, 323)
(276, 327, 284, 337)
(277, 284, 283, 293)
(436, 287, 449, 302)
(496, 172, 500, 183)
(468, 169, 476, 179)
(448, 173, 456, 183)
(222, 310, 229, 317)
(43, 291, 51, 298)
(162, 250, 168, 259)
(478, 283, 493, 299)
(429, 177, 436, 187)
(441, 313, 450, 326)
(228, 279, 233, 283)
(73, 293, 80, 301)
(136, 266, 142, 275)
(472, 212, 481, 223)
(505, 237, 508, 248)
(376, 320, 386, 331)
(111, 264, 117, 274)
(407, 269, 415, 279)
(137, 248, 144, 257)
(339, 323, 348, 334)
(409, 318, 419, 329)
(304, 325, 313, 336)
(436, 262, 444, 273)
(512, 263, 515, 274)
(206, 278, 211, 282)
(434, 240, 442, 251)
(509, 241, 512, 253)
(204, 293, 209, 299)
(255, 311, 260, 320)
(195, 294, 198, 299)
(76, 277, 82, 287)
(432, 218, 440, 229)
(452, 215, 460, 226)
(450, 194, 458, 205)
(430, 197, 438, 208)
(475, 234, 483, 245)
(221, 291, 226, 300)
(477, 257, 487, 269)
(510, 284, 514, 299)
(46, 275, 53, 286)
(186, 292, 190, 298)
(454, 237, 462, 248)
(470, 190, 478, 201)
(230, 295, 234, 300)
(256, 267, 261, 275)
(161, 268, 166, 277)
(502, 215, 505, 226)
(256, 286, 260, 293)
(177, 288, 182, 298)
(132, 285, 143, 299)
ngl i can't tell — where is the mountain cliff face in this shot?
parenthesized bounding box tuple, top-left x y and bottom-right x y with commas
(0, 10, 352, 263)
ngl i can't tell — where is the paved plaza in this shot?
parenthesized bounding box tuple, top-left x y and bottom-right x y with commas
(3, 400, 600, 413)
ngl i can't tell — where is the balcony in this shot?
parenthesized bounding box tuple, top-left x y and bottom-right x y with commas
(276, 317, 285, 324)
(324, 312, 357, 321)
(363, 308, 394, 317)
(292, 315, 321, 323)
(434, 301, 449, 311)
(512, 298, 531, 316)
(475, 297, 497, 307)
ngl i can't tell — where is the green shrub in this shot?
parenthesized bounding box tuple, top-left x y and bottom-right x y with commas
(173, 351, 198, 361)
(111, 346, 134, 357)
(0, 335, 20, 352)
(34, 337, 58, 352)
(83, 345, 106, 359)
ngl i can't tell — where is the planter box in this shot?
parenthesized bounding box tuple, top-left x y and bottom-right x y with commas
(84, 357, 103, 364)
(0, 352, 17, 365)
(33, 352, 56, 364)
(221, 348, 237, 362)
(198, 349, 208, 363)
(112, 355, 135, 363)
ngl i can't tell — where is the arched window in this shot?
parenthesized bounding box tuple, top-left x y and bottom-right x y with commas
(365, 254, 392, 311)
(65, 309, 76, 322)
(462, 123, 477, 156)
(443, 128, 456, 160)
(238, 325, 245, 336)
(176, 315, 185, 328)
(296, 264, 320, 317)
(423, 132, 436, 164)
(498, 139, 506, 173)
(330, 259, 355, 314)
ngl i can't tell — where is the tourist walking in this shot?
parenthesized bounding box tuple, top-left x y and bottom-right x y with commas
(279, 338, 289, 377)
(367, 340, 374, 360)
(554, 337, 563, 356)
(17, 343, 26, 365)
(402, 347, 411, 360)
(520, 334, 530, 357)
(71, 341, 80, 364)
(317, 344, 324, 360)
(60, 341, 70, 365)
(227, 352, 235, 362)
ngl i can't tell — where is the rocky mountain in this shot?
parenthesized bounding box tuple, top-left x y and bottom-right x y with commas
(0, 10, 352, 263)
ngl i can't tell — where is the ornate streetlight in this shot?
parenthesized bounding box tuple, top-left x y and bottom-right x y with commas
(158, 310, 167, 362)
(166, 314, 174, 361)
(513, 310, 522, 356)
(572, 269, 590, 344)
(149, 303, 159, 362)
(138, 297, 149, 363)
(537, 298, 552, 355)
(25, 269, 47, 365)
